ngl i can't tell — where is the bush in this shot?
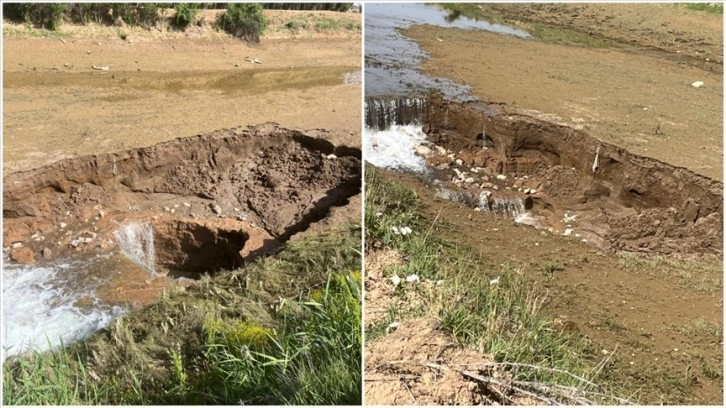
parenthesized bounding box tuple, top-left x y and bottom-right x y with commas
(219, 3, 267, 43)
(67, 3, 114, 25)
(173, 3, 199, 29)
(5, 3, 68, 30)
(112, 3, 159, 28)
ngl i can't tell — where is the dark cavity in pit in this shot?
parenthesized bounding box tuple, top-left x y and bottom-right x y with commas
(3, 123, 362, 279)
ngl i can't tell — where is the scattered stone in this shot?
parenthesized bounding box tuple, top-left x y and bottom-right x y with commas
(326, 153, 337, 160)
(98, 210, 105, 218)
(210, 203, 222, 215)
(455, 158, 463, 166)
(42, 247, 53, 259)
(434, 145, 447, 155)
(183, 202, 191, 207)
(464, 177, 475, 184)
(563, 228, 574, 236)
(416, 145, 432, 157)
(496, 174, 507, 181)
(691, 81, 704, 88)
(11, 242, 22, 249)
(11, 247, 35, 265)
(60, 222, 67, 229)
(92, 65, 109, 71)
(71, 239, 82, 248)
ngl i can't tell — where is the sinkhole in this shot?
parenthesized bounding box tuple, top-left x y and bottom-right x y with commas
(365, 96, 723, 256)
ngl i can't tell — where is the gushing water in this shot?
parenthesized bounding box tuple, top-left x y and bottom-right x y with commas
(2, 261, 126, 358)
(364, 124, 429, 174)
(113, 222, 157, 275)
(365, 98, 428, 130)
(436, 187, 529, 218)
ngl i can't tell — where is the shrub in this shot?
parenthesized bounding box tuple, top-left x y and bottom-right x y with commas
(67, 3, 113, 25)
(112, 3, 159, 28)
(7, 3, 68, 30)
(218, 3, 267, 43)
(173, 3, 199, 29)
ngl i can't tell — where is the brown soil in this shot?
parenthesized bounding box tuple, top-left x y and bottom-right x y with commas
(404, 4, 723, 181)
(395, 170, 722, 404)
(3, 124, 361, 308)
(2, 9, 361, 173)
(367, 5, 722, 404)
(423, 100, 723, 257)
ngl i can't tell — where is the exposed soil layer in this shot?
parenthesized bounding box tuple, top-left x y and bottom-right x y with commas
(374, 98, 723, 257)
(403, 5, 723, 181)
(3, 124, 361, 302)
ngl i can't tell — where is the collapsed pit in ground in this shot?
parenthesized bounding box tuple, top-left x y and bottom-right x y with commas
(3, 123, 361, 278)
(365, 97, 723, 255)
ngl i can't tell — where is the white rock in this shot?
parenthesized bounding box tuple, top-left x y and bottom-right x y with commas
(210, 203, 222, 215)
(390, 275, 401, 287)
(183, 202, 191, 207)
(464, 177, 475, 184)
(563, 228, 574, 236)
(416, 145, 432, 157)
(489, 277, 500, 285)
(691, 81, 705, 88)
(11, 242, 23, 249)
(455, 159, 463, 166)
(406, 274, 420, 283)
(435, 145, 447, 155)
(60, 222, 67, 229)
(436, 280, 444, 286)
(326, 153, 337, 160)
(496, 174, 507, 181)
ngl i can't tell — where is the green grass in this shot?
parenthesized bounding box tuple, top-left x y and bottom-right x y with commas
(3, 226, 361, 405)
(684, 3, 724, 14)
(364, 166, 631, 403)
(278, 13, 360, 34)
(618, 252, 722, 295)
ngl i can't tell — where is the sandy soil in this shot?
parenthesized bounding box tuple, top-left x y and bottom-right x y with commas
(404, 4, 723, 181)
(3, 9, 361, 173)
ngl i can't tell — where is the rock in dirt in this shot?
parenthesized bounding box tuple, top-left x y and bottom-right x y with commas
(41, 247, 53, 259)
(691, 81, 705, 88)
(11, 247, 35, 265)
(210, 203, 222, 215)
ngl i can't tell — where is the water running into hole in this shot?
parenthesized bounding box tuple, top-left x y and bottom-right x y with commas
(113, 221, 157, 276)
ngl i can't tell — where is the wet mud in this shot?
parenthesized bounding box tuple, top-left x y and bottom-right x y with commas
(4, 123, 361, 300)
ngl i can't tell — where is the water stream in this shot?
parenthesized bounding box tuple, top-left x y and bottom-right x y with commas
(2, 222, 159, 359)
(365, 2, 531, 99)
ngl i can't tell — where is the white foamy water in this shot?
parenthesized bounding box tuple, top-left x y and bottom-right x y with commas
(364, 124, 429, 173)
(2, 262, 126, 359)
(113, 221, 157, 275)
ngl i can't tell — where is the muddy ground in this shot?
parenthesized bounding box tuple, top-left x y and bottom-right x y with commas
(366, 3, 722, 405)
(3, 9, 361, 173)
(3, 10, 361, 334)
(405, 3, 723, 181)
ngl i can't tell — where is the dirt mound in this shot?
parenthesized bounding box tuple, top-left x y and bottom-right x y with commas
(365, 318, 492, 405)
(3, 123, 360, 303)
(410, 99, 722, 256)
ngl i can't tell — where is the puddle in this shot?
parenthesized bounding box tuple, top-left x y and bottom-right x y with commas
(3, 123, 361, 357)
(3, 66, 357, 95)
(365, 2, 530, 99)
(365, 97, 723, 256)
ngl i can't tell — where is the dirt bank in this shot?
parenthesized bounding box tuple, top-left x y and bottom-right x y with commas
(2, 9, 361, 173)
(3, 123, 361, 306)
(404, 4, 722, 180)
